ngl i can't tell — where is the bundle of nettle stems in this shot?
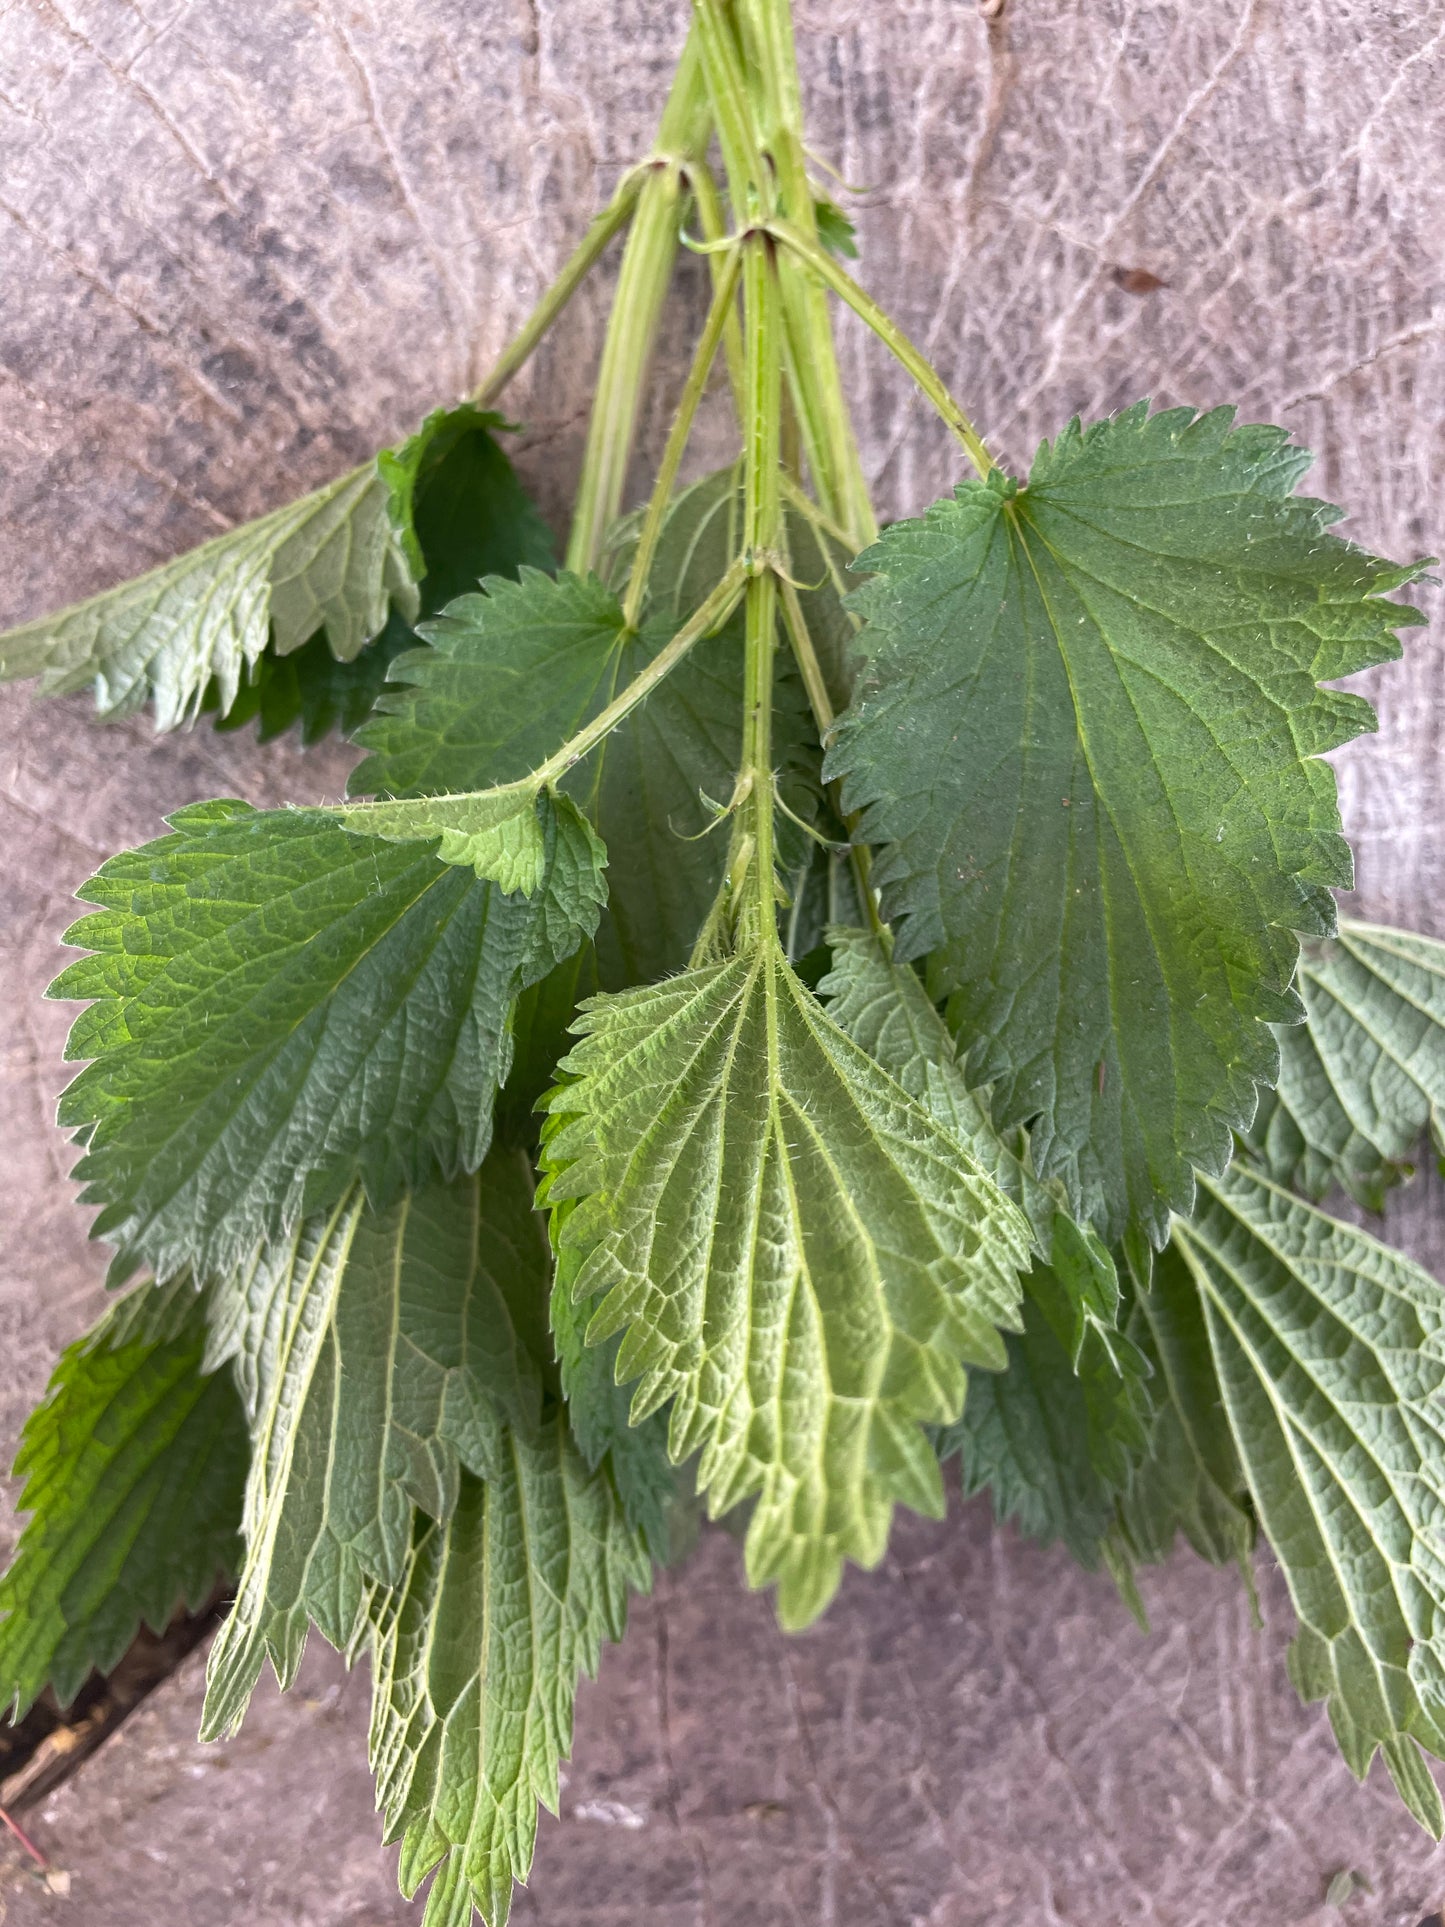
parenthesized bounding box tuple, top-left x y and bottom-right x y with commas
(470, 0, 979, 942)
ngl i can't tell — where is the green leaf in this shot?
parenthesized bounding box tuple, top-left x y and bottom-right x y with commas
(818, 924, 1049, 1233)
(819, 925, 1149, 1380)
(0, 405, 553, 733)
(336, 788, 606, 897)
(211, 612, 423, 746)
(353, 468, 843, 989)
(1243, 920, 1445, 1209)
(541, 942, 1031, 1628)
(201, 1156, 549, 1739)
(376, 406, 549, 589)
(211, 409, 555, 745)
(1175, 1163, 1445, 1831)
(351, 567, 629, 803)
(4, 476, 402, 732)
(367, 1423, 648, 1927)
(828, 403, 1428, 1247)
(1113, 1244, 1254, 1571)
(938, 1256, 1148, 1565)
(547, 1220, 678, 1562)
(813, 196, 859, 260)
(0, 1278, 247, 1720)
(51, 799, 603, 1281)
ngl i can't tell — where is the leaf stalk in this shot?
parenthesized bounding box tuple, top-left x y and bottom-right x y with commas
(471, 166, 647, 409)
(765, 216, 995, 479)
(622, 242, 743, 630)
(564, 33, 714, 575)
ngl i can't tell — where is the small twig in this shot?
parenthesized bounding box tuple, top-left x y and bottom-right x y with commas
(0, 1800, 51, 1872)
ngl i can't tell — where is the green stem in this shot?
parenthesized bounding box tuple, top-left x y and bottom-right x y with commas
(687, 156, 748, 413)
(766, 216, 995, 478)
(622, 242, 743, 629)
(691, 0, 769, 206)
(738, 0, 876, 551)
(471, 168, 645, 408)
(739, 230, 784, 945)
(539, 560, 747, 784)
(564, 35, 713, 576)
(779, 473, 859, 560)
(340, 562, 748, 838)
(776, 575, 884, 940)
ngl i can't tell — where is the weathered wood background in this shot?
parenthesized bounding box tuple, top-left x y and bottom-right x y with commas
(1, 1, 1443, 1921)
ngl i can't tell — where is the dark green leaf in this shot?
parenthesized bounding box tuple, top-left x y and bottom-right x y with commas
(939, 1256, 1148, 1565)
(1113, 1244, 1254, 1571)
(353, 468, 843, 988)
(828, 403, 1427, 1246)
(814, 196, 859, 260)
(211, 612, 422, 745)
(51, 798, 602, 1281)
(0, 1279, 247, 1719)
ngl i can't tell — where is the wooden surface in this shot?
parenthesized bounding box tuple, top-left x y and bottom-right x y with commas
(1, 1, 1443, 1921)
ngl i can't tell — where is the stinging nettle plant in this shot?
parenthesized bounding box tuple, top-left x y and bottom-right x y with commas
(2, 3, 1443, 1918)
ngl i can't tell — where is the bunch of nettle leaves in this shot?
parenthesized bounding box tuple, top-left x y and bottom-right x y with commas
(2, 3, 1443, 1921)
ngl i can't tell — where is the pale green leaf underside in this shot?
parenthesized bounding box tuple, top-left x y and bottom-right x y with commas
(337, 788, 607, 899)
(0, 402, 523, 731)
(202, 1157, 549, 1740)
(543, 943, 1031, 1628)
(1246, 920, 1445, 1209)
(548, 1238, 678, 1561)
(50, 797, 602, 1282)
(820, 926, 1150, 1561)
(1176, 1163, 1445, 1832)
(0, 465, 415, 730)
(0, 1278, 247, 1720)
(367, 1423, 648, 1927)
(820, 926, 1147, 1375)
(828, 402, 1426, 1247)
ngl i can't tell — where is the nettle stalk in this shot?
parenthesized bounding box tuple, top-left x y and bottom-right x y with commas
(1, 3, 1441, 1923)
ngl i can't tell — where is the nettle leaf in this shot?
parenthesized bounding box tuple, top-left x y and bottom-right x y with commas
(939, 1257, 1148, 1565)
(814, 196, 859, 261)
(1175, 1164, 1445, 1831)
(825, 935, 1152, 1562)
(51, 798, 603, 1282)
(213, 615, 422, 747)
(367, 1422, 648, 1927)
(351, 567, 629, 803)
(0, 1278, 247, 1720)
(353, 467, 841, 989)
(1244, 920, 1445, 1210)
(212, 408, 555, 745)
(820, 926, 1148, 1377)
(548, 1218, 678, 1562)
(337, 787, 605, 897)
(819, 925, 1049, 1233)
(541, 942, 1031, 1628)
(202, 1156, 549, 1738)
(828, 403, 1428, 1246)
(1113, 1245, 1254, 1572)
